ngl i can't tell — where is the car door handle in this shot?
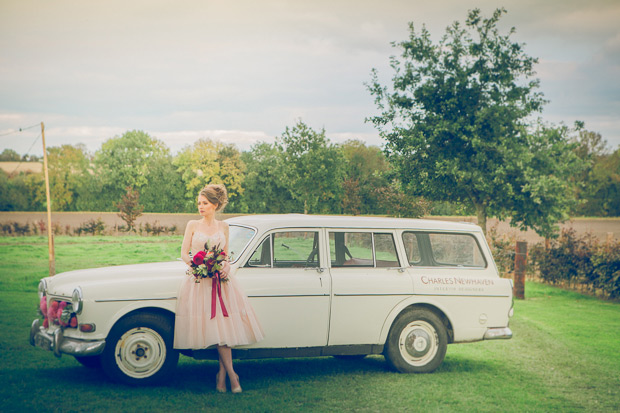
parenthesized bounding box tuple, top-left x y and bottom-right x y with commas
(305, 267, 326, 273)
(387, 267, 407, 273)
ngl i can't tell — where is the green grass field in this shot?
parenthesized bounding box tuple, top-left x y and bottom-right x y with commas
(1, 236, 619, 412)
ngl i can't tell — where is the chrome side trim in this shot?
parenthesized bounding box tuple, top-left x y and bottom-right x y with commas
(94, 297, 176, 303)
(483, 327, 513, 340)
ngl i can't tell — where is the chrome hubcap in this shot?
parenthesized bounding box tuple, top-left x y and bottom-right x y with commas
(398, 320, 438, 366)
(114, 327, 166, 379)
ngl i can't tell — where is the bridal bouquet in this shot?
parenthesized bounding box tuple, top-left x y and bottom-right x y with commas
(188, 242, 229, 284)
(188, 242, 230, 318)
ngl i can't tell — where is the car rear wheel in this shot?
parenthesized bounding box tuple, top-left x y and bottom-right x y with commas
(384, 308, 447, 373)
(101, 312, 179, 385)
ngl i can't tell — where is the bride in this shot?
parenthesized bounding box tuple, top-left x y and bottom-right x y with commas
(174, 184, 264, 393)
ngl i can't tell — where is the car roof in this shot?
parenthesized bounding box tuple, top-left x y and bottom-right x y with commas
(226, 214, 482, 233)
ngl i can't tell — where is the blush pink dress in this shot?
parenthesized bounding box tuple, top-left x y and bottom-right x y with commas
(173, 230, 264, 349)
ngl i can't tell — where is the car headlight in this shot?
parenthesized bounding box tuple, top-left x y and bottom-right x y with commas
(71, 287, 83, 314)
(38, 280, 47, 299)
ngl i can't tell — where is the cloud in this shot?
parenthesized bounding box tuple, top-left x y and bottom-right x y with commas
(1, 0, 619, 153)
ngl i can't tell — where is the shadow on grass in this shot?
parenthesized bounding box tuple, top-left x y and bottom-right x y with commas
(169, 355, 393, 392)
(5, 351, 499, 392)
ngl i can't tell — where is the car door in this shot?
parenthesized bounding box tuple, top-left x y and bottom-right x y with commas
(234, 229, 331, 348)
(327, 230, 412, 345)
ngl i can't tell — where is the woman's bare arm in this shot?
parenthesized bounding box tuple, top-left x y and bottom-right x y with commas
(180, 220, 196, 265)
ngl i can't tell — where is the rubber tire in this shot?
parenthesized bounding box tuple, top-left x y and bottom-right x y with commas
(101, 312, 179, 385)
(384, 308, 447, 373)
(74, 355, 102, 369)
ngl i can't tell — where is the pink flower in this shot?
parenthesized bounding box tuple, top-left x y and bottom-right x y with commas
(43, 318, 49, 328)
(193, 250, 207, 266)
(48, 301, 59, 320)
(70, 316, 78, 328)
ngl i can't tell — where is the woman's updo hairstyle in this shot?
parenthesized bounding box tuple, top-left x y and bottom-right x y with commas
(199, 184, 228, 212)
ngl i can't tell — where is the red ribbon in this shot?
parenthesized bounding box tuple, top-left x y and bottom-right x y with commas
(211, 275, 229, 319)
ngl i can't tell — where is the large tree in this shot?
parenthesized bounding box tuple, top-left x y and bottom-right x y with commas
(578, 147, 620, 217)
(46, 144, 90, 211)
(504, 122, 583, 237)
(93, 130, 170, 210)
(340, 140, 390, 215)
(241, 143, 297, 213)
(275, 121, 345, 214)
(174, 138, 245, 212)
(570, 125, 620, 217)
(368, 8, 577, 235)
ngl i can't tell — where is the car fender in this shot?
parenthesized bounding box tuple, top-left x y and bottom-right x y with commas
(379, 295, 456, 344)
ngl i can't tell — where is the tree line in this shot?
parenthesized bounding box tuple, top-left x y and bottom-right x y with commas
(1, 120, 617, 219)
(1, 8, 619, 238)
(0, 124, 427, 218)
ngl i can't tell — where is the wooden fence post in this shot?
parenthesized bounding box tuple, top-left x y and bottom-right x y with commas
(514, 241, 527, 299)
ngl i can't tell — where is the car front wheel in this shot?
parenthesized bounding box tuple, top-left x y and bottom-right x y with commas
(101, 312, 179, 385)
(384, 308, 447, 373)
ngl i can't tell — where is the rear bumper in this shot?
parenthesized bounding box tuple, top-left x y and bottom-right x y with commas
(29, 319, 106, 358)
(483, 327, 513, 340)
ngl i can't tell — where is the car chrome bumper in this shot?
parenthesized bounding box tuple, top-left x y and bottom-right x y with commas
(483, 327, 513, 340)
(29, 319, 105, 358)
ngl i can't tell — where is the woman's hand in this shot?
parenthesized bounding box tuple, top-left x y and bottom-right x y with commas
(220, 261, 231, 280)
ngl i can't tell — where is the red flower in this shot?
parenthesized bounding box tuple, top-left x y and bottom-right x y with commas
(193, 250, 207, 265)
(205, 258, 216, 269)
(70, 317, 78, 328)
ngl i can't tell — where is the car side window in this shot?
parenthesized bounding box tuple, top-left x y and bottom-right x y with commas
(429, 233, 486, 267)
(402, 232, 422, 265)
(330, 232, 398, 267)
(273, 231, 320, 268)
(403, 231, 487, 268)
(330, 232, 373, 267)
(245, 236, 271, 268)
(374, 233, 399, 267)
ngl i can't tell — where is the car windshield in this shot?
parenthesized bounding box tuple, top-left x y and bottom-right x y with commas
(228, 224, 256, 263)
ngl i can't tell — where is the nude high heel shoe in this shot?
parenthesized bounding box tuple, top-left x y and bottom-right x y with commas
(231, 374, 242, 394)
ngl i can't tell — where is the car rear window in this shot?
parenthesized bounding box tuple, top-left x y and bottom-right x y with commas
(402, 231, 487, 268)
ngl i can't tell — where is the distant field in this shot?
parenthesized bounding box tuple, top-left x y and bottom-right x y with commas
(1, 211, 619, 243)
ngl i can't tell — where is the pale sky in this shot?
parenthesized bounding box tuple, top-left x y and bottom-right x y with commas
(1, 0, 619, 157)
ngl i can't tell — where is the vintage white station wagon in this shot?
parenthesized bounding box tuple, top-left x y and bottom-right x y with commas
(31, 214, 513, 385)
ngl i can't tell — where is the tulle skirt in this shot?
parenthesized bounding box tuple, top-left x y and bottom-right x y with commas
(173, 271, 264, 349)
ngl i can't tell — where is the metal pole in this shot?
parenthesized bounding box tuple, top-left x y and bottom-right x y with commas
(41, 122, 55, 275)
(514, 241, 527, 299)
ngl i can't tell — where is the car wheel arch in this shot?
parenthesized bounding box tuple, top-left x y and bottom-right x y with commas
(100, 302, 176, 339)
(380, 301, 454, 345)
(110, 307, 176, 333)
